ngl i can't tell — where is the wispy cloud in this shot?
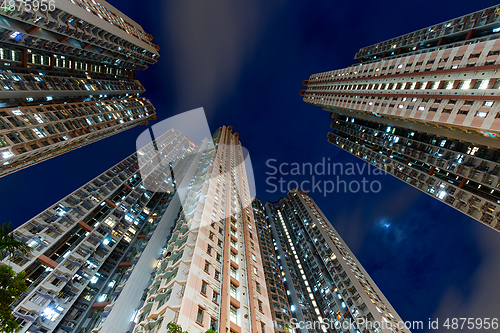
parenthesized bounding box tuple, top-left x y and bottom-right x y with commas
(432, 224, 500, 328)
(162, 0, 276, 116)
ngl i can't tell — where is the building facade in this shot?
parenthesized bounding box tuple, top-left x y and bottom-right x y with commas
(0, 0, 159, 178)
(265, 189, 411, 333)
(252, 199, 293, 333)
(125, 126, 274, 333)
(5, 126, 276, 333)
(2, 128, 195, 333)
(301, 4, 500, 230)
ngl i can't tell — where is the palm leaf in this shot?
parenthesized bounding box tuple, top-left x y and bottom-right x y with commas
(0, 222, 32, 261)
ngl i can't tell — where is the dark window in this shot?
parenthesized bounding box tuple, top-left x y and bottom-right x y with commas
(201, 281, 207, 295)
(197, 307, 204, 324)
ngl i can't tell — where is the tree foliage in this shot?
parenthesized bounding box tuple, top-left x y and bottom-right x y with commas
(166, 322, 188, 333)
(0, 265, 28, 333)
(165, 321, 216, 332)
(0, 222, 32, 261)
(0, 222, 32, 333)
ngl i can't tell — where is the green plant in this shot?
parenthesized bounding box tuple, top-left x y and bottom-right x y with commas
(0, 265, 28, 333)
(0, 222, 32, 261)
(205, 329, 216, 333)
(166, 322, 188, 333)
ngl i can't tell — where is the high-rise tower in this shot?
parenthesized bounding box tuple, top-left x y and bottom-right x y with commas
(3, 128, 195, 333)
(252, 199, 293, 333)
(265, 189, 411, 333)
(301, 4, 500, 230)
(0, 0, 159, 178)
(124, 126, 274, 333)
(5, 126, 275, 333)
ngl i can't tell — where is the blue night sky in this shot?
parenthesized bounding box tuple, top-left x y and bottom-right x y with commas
(2, 1, 500, 331)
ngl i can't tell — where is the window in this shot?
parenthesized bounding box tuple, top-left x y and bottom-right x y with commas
(230, 304, 238, 324)
(457, 80, 471, 90)
(212, 291, 219, 303)
(210, 318, 218, 331)
(473, 79, 489, 89)
(230, 282, 238, 299)
(201, 281, 207, 295)
(256, 282, 261, 293)
(485, 101, 494, 107)
(204, 261, 210, 273)
(209, 232, 214, 240)
(197, 307, 205, 324)
(207, 246, 212, 256)
(453, 55, 463, 61)
(469, 53, 480, 59)
(261, 323, 266, 333)
(458, 110, 468, 115)
(214, 270, 220, 280)
(258, 300, 263, 312)
(230, 265, 237, 278)
(443, 81, 454, 89)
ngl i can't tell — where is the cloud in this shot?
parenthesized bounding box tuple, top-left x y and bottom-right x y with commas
(432, 224, 500, 328)
(162, 0, 274, 116)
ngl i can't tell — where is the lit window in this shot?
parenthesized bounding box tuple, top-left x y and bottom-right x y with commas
(460, 80, 471, 90)
(478, 79, 490, 89)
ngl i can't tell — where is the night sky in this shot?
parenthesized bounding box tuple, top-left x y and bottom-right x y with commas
(2, 1, 500, 331)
